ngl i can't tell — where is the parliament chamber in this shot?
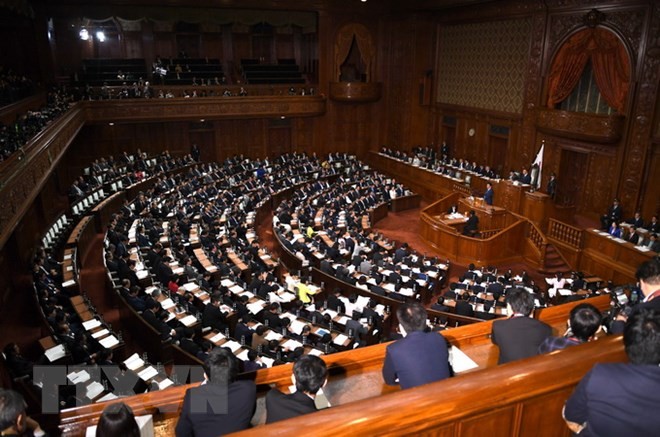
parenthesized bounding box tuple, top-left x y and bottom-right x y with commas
(0, 0, 659, 436)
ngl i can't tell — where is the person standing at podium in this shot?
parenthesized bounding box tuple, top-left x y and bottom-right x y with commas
(483, 183, 494, 206)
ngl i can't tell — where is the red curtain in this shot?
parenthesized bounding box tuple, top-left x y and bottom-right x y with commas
(547, 28, 630, 113)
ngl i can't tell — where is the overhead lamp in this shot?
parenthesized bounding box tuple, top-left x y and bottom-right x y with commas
(79, 28, 89, 40)
(96, 30, 106, 42)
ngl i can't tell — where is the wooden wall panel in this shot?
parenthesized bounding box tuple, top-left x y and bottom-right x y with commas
(202, 32, 224, 60)
(123, 31, 143, 58)
(153, 33, 175, 58)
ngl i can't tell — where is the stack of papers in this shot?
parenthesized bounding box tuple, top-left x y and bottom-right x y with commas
(209, 332, 225, 343)
(124, 353, 144, 370)
(67, 370, 91, 384)
(179, 315, 197, 327)
(86, 381, 105, 399)
(158, 379, 174, 390)
(137, 366, 158, 381)
(223, 340, 242, 353)
(82, 319, 102, 331)
(265, 331, 283, 341)
(99, 335, 119, 349)
(160, 298, 175, 310)
(282, 339, 303, 350)
(449, 346, 479, 373)
(91, 329, 110, 339)
(333, 334, 349, 345)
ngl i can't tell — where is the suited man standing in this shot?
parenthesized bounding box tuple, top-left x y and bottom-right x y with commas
(483, 183, 494, 206)
(265, 355, 328, 423)
(491, 288, 552, 364)
(600, 198, 622, 230)
(382, 302, 450, 389)
(176, 348, 256, 437)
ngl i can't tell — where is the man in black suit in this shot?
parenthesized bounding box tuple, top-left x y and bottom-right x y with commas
(382, 302, 450, 389)
(265, 355, 328, 423)
(600, 198, 622, 230)
(345, 312, 368, 346)
(179, 328, 201, 357)
(491, 287, 552, 364)
(326, 289, 346, 313)
(263, 303, 283, 330)
(463, 210, 479, 236)
(202, 292, 228, 332)
(176, 348, 256, 436)
(447, 204, 459, 214)
(454, 293, 475, 317)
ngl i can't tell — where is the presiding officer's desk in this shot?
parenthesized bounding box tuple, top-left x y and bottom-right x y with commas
(57, 294, 612, 436)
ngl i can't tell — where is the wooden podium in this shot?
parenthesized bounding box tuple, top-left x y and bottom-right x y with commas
(459, 197, 507, 230)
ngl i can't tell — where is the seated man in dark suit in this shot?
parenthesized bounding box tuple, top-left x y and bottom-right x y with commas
(263, 303, 283, 330)
(202, 292, 228, 333)
(382, 302, 450, 389)
(431, 296, 450, 312)
(179, 328, 201, 357)
(491, 287, 552, 364)
(345, 312, 368, 346)
(265, 355, 328, 423)
(176, 348, 256, 437)
(563, 309, 660, 437)
(538, 303, 601, 354)
(454, 293, 475, 317)
(462, 210, 479, 236)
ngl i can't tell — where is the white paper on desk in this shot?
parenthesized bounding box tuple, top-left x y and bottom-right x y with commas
(144, 286, 159, 295)
(229, 285, 244, 294)
(160, 298, 175, 310)
(125, 357, 145, 372)
(261, 356, 275, 368)
(136, 270, 149, 280)
(383, 283, 396, 292)
(82, 319, 102, 331)
(183, 282, 198, 292)
(195, 291, 209, 301)
(138, 366, 158, 381)
(558, 288, 574, 296)
(265, 331, 283, 341)
(449, 346, 478, 373)
(336, 316, 349, 325)
(95, 392, 118, 403)
(289, 319, 307, 335)
(209, 332, 225, 343)
(308, 349, 324, 357)
(322, 309, 338, 318)
(180, 315, 198, 327)
(236, 349, 250, 361)
(636, 246, 651, 252)
(62, 279, 76, 288)
(241, 291, 255, 299)
(381, 269, 393, 276)
(66, 265, 73, 272)
(223, 340, 242, 353)
(63, 253, 72, 260)
(158, 378, 174, 390)
(282, 339, 303, 350)
(221, 279, 234, 287)
(333, 334, 349, 346)
(67, 370, 91, 384)
(246, 302, 265, 315)
(99, 335, 119, 349)
(86, 381, 105, 399)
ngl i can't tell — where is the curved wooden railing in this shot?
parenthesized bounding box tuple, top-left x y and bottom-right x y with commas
(0, 92, 47, 126)
(57, 295, 613, 436)
(548, 218, 583, 249)
(525, 219, 548, 267)
(231, 334, 626, 436)
(0, 104, 86, 248)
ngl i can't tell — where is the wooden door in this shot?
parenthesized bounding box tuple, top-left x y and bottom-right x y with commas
(557, 148, 588, 207)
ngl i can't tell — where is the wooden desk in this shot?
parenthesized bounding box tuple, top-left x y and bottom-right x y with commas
(580, 229, 655, 283)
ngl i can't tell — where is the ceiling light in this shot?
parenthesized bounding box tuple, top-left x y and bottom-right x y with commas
(96, 30, 106, 42)
(79, 29, 89, 40)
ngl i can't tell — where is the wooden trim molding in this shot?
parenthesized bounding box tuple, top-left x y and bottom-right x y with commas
(329, 82, 382, 103)
(536, 107, 625, 144)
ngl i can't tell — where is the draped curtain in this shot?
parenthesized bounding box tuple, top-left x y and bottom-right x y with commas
(547, 28, 630, 113)
(334, 23, 374, 81)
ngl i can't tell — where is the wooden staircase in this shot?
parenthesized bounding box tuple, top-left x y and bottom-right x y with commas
(539, 242, 572, 275)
